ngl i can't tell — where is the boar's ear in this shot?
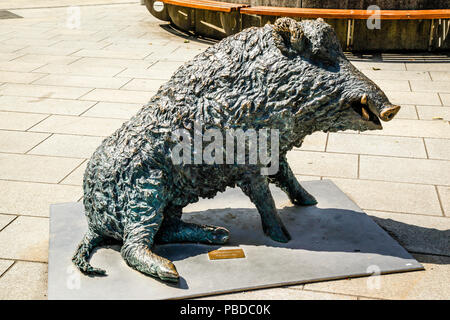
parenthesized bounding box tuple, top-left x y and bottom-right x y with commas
(272, 18, 305, 55)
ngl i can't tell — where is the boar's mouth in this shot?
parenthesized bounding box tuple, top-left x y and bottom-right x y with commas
(350, 99, 381, 127)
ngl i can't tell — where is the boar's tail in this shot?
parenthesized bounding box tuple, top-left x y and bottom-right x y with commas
(72, 230, 106, 275)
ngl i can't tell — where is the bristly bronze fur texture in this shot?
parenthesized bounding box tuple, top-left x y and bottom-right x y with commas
(72, 18, 399, 283)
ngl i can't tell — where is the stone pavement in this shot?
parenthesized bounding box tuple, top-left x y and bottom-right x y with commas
(0, 2, 448, 300)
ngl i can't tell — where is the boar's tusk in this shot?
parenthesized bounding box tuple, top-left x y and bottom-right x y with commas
(361, 107, 370, 121)
(361, 94, 368, 105)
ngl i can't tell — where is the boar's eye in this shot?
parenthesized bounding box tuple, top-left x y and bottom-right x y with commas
(310, 45, 340, 66)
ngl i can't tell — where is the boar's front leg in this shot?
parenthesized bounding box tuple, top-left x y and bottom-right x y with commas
(120, 174, 179, 282)
(239, 175, 291, 243)
(269, 157, 317, 206)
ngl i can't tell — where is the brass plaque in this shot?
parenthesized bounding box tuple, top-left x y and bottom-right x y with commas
(208, 249, 245, 260)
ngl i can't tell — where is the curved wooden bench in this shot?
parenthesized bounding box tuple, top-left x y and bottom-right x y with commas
(161, 0, 248, 12)
(240, 7, 450, 50)
(158, 0, 249, 39)
(146, 1, 450, 50)
(239, 7, 450, 20)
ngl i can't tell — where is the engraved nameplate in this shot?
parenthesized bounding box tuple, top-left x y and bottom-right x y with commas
(208, 249, 245, 260)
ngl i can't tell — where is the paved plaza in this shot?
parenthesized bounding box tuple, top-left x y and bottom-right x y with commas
(0, 1, 448, 300)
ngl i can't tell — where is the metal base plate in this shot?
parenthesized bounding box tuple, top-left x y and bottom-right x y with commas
(48, 180, 423, 300)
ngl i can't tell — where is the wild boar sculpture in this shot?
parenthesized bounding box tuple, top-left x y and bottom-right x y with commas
(72, 18, 400, 282)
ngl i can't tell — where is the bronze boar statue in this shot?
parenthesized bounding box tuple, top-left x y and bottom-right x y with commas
(72, 18, 400, 282)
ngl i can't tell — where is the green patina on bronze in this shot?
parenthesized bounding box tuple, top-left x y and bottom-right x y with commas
(72, 18, 400, 283)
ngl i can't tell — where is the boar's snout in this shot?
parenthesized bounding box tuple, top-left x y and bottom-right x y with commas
(346, 92, 400, 132)
(356, 90, 401, 127)
(379, 104, 401, 122)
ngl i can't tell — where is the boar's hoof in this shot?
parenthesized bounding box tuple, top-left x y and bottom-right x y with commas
(289, 189, 318, 206)
(156, 261, 179, 282)
(292, 194, 318, 206)
(121, 244, 179, 282)
(204, 226, 230, 244)
(157, 221, 230, 245)
(264, 223, 291, 243)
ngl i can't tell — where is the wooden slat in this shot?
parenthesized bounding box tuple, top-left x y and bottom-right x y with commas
(240, 7, 450, 20)
(161, 0, 248, 12)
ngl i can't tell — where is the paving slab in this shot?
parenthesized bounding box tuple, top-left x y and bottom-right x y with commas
(372, 79, 410, 92)
(0, 44, 26, 53)
(410, 80, 450, 93)
(0, 71, 46, 84)
(15, 46, 81, 56)
(329, 178, 442, 216)
(0, 180, 81, 217)
(437, 186, 450, 216)
(364, 119, 450, 139)
(439, 93, 450, 106)
(147, 61, 184, 79)
(359, 155, 450, 186)
(34, 74, 131, 90)
(360, 70, 431, 81)
(73, 49, 150, 60)
(406, 63, 450, 72)
(0, 130, 50, 153)
(302, 254, 450, 300)
(50, 40, 111, 50)
(0, 61, 45, 72)
(0, 214, 15, 230)
(430, 71, 450, 81)
(424, 138, 450, 160)
(48, 180, 422, 300)
(0, 216, 48, 262)
(81, 102, 142, 119)
(116, 67, 178, 80)
(29, 115, 126, 137)
(394, 105, 418, 119)
(0, 111, 48, 131)
(416, 106, 450, 121)
(286, 150, 358, 178)
(28, 134, 104, 158)
(70, 57, 153, 69)
(384, 91, 442, 106)
(79, 88, 152, 104)
(0, 261, 47, 300)
(0, 52, 27, 61)
(0, 153, 83, 183)
(0, 259, 14, 276)
(295, 131, 327, 152)
(198, 287, 356, 300)
(59, 161, 87, 186)
(350, 61, 406, 71)
(0, 83, 92, 100)
(33, 64, 125, 77)
(121, 78, 166, 92)
(326, 133, 427, 158)
(0, 96, 96, 115)
(12, 54, 79, 65)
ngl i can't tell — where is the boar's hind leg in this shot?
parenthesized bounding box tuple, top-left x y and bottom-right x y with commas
(239, 176, 291, 243)
(120, 179, 179, 282)
(269, 157, 317, 206)
(156, 204, 230, 244)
